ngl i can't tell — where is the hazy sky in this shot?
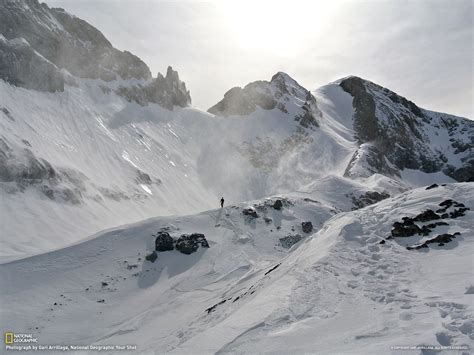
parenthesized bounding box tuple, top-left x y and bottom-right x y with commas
(45, 0, 473, 118)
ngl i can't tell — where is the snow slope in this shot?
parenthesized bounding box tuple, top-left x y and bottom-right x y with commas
(0, 74, 362, 259)
(1, 183, 472, 354)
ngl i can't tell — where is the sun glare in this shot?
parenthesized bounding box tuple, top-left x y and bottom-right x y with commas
(217, 0, 340, 54)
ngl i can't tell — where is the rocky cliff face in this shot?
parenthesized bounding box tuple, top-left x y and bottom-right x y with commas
(115, 66, 191, 110)
(0, 0, 151, 91)
(208, 72, 321, 130)
(0, 35, 65, 92)
(340, 76, 474, 182)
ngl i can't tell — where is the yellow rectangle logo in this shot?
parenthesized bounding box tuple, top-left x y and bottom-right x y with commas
(5, 332, 14, 344)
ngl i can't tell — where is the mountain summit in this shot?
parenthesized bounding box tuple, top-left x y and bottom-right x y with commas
(338, 76, 473, 181)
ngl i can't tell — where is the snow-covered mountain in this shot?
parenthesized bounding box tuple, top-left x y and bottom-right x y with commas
(1, 183, 472, 353)
(1, 0, 472, 260)
(1, 2, 473, 353)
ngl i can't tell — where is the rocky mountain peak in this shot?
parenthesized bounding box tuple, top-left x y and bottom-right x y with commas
(339, 76, 474, 182)
(115, 66, 191, 109)
(208, 72, 321, 129)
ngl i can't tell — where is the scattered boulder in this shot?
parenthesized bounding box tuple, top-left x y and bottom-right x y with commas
(242, 207, 259, 218)
(154, 231, 174, 251)
(279, 234, 302, 249)
(273, 199, 283, 210)
(301, 221, 313, 233)
(450, 207, 470, 219)
(413, 210, 440, 222)
(264, 217, 272, 224)
(407, 232, 460, 250)
(145, 251, 158, 263)
(426, 184, 439, 190)
(175, 233, 209, 255)
(439, 199, 454, 207)
(391, 220, 421, 238)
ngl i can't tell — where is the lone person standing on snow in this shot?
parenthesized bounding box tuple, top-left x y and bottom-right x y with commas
(220, 197, 224, 208)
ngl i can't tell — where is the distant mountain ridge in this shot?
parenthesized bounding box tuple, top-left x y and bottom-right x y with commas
(208, 74, 473, 182)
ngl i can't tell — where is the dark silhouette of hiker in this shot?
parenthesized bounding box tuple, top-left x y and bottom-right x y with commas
(220, 197, 224, 208)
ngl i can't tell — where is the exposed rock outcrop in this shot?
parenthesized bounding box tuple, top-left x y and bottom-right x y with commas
(115, 66, 191, 109)
(0, 0, 151, 87)
(154, 231, 174, 252)
(175, 233, 209, 255)
(340, 76, 474, 182)
(208, 72, 321, 130)
(279, 234, 302, 249)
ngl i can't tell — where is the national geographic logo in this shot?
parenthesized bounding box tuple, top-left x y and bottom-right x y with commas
(5, 332, 13, 344)
(4, 332, 38, 344)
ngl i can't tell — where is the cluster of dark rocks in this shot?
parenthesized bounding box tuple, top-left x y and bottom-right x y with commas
(436, 199, 469, 218)
(388, 199, 469, 250)
(407, 232, 461, 250)
(279, 234, 302, 249)
(242, 207, 259, 218)
(145, 231, 209, 262)
(350, 191, 390, 210)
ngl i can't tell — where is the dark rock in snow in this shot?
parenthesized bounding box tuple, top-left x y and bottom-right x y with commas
(242, 207, 259, 218)
(391, 221, 420, 238)
(407, 233, 460, 250)
(145, 251, 158, 263)
(349, 190, 390, 209)
(450, 207, 470, 219)
(301, 221, 313, 233)
(426, 184, 439, 190)
(273, 199, 283, 210)
(439, 199, 454, 208)
(154, 231, 174, 252)
(413, 210, 440, 222)
(175, 233, 209, 255)
(279, 234, 302, 249)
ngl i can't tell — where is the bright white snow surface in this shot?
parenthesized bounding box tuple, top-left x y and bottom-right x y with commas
(1, 183, 473, 354)
(0, 79, 360, 258)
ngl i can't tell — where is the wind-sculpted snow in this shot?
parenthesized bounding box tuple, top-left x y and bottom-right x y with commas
(1, 184, 472, 354)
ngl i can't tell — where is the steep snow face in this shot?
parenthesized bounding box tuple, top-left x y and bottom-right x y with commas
(0, 78, 359, 259)
(1, 183, 472, 354)
(339, 76, 474, 182)
(0, 80, 216, 258)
